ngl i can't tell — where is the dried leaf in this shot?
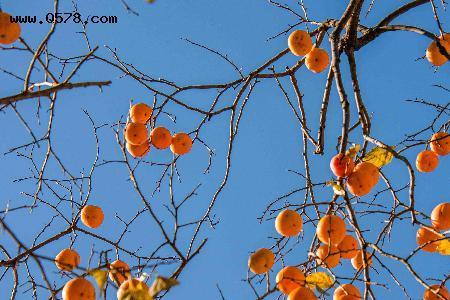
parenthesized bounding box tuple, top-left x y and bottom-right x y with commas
(89, 269, 108, 293)
(345, 144, 360, 158)
(306, 272, 334, 293)
(362, 146, 395, 168)
(437, 238, 450, 255)
(326, 180, 345, 196)
(118, 279, 153, 300)
(149, 276, 179, 298)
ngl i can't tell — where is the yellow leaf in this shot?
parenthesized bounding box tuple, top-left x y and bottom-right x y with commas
(345, 144, 360, 158)
(149, 276, 179, 298)
(437, 238, 450, 255)
(306, 272, 334, 293)
(89, 269, 108, 293)
(362, 146, 395, 168)
(118, 279, 153, 300)
(326, 180, 345, 196)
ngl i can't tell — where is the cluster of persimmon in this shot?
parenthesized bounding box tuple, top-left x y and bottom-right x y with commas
(330, 154, 380, 197)
(247, 210, 372, 299)
(61, 265, 148, 300)
(124, 103, 193, 158)
(426, 34, 450, 67)
(61, 260, 151, 300)
(416, 202, 450, 253)
(314, 215, 371, 272)
(56, 204, 157, 299)
(57, 245, 145, 299)
(0, 12, 21, 45)
(416, 132, 450, 173)
(55, 205, 105, 272)
(55, 205, 104, 299)
(288, 30, 330, 73)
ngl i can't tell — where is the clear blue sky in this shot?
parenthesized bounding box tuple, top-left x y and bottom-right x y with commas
(0, 1, 449, 299)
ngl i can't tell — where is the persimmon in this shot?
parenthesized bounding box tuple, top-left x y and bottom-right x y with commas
(338, 235, 359, 259)
(430, 132, 450, 156)
(288, 30, 313, 56)
(117, 278, 149, 300)
(170, 132, 192, 155)
(333, 284, 361, 300)
(126, 140, 150, 158)
(0, 12, 21, 45)
(276, 266, 305, 295)
(431, 203, 450, 231)
(248, 248, 275, 274)
(351, 250, 372, 271)
(81, 205, 104, 229)
(423, 284, 450, 300)
(55, 248, 80, 271)
(275, 209, 303, 237)
(315, 244, 340, 269)
(305, 47, 329, 73)
(355, 162, 379, 186)
(288, 286, 318, 300)
(62, 277, 95, 300)
(124, 123, 148, 146)
(316, 214, 347, 245)
(330, 154, 355, 177)
(150, 127, 172, 150)
(129, 103, 152, 124)
(346, 162, 379, 197)
(416, 150, 439, 173)
(109, 260, 131, 286)
(426, 36, 450, 67)
(416, 226, 443, 252)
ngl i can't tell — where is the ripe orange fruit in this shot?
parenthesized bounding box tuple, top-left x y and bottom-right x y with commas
(129, 103, 152, 124)
(423, 284, 450, 300)
(351, 250, 372, 271)
(0, 12, 21, 45)
(416, 150, 439, 173)
(248, 248, 275, 274)
(333, 283, 361, 300)
(81, 205, 104, 229)
(431, 203, 450, 231)
(315, 244, 340, 268)
(276, 266, 305, 295)
(355, 162, 379, 186)
(338, 235, 359, 259)
(126, 140, 150, 158)
(55, 248, 80, 271)
(305, 47, 329, 73)
(416, 226, 443, 252)
(426, 35, 450, 67)
(288, 286, 318, 300)
(288, 30, 313, 56)
(150, 127, 172, 150)
(170, 132, 192, 155)
(275, 209, 303, 237)
(330, 154, 355, 177)
(117, 278, 149, 300)
(124, 123, 148, 146)
(316, 214, 347, 245)
(346, 162, 379, 197)
(109, 260, 131, 286)
(62, 277, 95, 300)
(430, 132, 450, 156)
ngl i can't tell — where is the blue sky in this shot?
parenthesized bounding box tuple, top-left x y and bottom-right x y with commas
(0, 0, 449, 299)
